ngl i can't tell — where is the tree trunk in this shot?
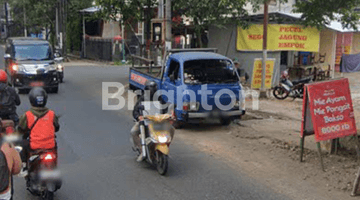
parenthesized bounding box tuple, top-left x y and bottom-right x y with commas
(194, 19, 202, 48)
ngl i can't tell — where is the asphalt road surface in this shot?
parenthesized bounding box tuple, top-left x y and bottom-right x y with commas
(0, 46, 290, 200)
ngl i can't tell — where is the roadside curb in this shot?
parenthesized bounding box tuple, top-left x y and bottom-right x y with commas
(67, 54, 118, 66)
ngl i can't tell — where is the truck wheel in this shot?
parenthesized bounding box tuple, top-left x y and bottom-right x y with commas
(173, 121, 184, 129)
(220, 118, 231, 126)
(170, 106, 184, 129)
(52, 85, 59, 93)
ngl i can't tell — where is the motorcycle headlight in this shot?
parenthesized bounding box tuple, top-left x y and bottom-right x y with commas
(57, 64, 63, 70)
(158, 135, 170, 143)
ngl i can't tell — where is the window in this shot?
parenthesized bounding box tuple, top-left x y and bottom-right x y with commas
(183, 59, 238, 84)
(14, 44, 52, 61)
(168, 60, 180, 80)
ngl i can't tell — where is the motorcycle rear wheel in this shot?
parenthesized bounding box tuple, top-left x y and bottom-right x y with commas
(156, 151, 168, 176)
(273, 86, 289, 100)
(42, 191, 54, 200)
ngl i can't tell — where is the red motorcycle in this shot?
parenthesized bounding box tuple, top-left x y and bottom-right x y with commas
(273, 70, 312, 100)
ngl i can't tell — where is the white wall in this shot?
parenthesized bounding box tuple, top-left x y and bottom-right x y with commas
(102, 21, 121, 39)
(245, 0, 297, 15)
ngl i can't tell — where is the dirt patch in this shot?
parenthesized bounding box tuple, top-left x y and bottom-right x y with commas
(176, 119, 360, 200)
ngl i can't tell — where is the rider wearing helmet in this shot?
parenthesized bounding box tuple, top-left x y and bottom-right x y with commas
(0, 70, 20, 125)
(132, 81, 159, 121)
(131, 81, 167, 161)
(17, 87, 60, 176)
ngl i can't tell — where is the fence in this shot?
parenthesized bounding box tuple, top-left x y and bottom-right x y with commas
(85, 38, 113, 61)
(84, 37, 167, 64)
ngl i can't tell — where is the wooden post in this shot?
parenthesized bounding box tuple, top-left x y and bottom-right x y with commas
(351, 166, 360, 196)
(335, 138, 339, 155)
(300, 136, 305, 162)
(355, 137, 360, 162)
(317, 142, 325, 172)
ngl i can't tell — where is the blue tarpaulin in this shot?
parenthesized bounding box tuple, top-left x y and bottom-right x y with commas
(340, 53, 360, 73)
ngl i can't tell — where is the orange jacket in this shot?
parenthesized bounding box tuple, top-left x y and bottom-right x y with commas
(26, 110, 56, 150)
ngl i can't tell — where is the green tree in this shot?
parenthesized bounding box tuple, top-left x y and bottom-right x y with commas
(173, 0, 250, 47)
(94, 0, 158, 47)
(90, 0, 360, 48)
(292, 0, 360, 30)
(66, 0, 93, 52)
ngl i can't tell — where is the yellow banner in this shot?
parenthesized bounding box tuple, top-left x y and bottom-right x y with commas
(237, 24, 320, 52)
(251, 59, 275, 89)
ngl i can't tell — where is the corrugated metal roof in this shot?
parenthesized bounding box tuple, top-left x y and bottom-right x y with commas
(270, 11, 360, 33)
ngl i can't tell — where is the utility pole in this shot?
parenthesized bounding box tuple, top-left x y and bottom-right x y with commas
(146, 0, 151, 58)
(56, 3, 59, 45)
(62, 0, 67, 57)
(4, 1, 9, 38)
(165, 0, 172, 50)
(23, 4, 27, 37)
(260, 0, 269, 98)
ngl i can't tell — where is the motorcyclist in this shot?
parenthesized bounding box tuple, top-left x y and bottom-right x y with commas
(131, 81, 170, 162)
(17, 87, 60, 176)
(0, 70, 21, 125)
(0, 132, 22, 200)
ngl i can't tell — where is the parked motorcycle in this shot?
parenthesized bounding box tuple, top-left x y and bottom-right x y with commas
(273, 71, 312, 100)
(132, 106, 174, 175)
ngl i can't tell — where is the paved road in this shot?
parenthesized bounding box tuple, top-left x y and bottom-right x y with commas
(0, 47, 290, 200)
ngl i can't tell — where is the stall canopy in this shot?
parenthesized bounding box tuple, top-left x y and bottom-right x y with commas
(79, 6, 101, 14)
(340, 53, 360, 73)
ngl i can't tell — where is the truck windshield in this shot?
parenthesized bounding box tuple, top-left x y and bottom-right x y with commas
(14, 44, 52, 61)
(183, 59, 239, 84)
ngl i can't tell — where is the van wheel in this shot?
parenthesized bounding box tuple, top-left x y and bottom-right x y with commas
(220, 118, 231, 126)
(170, 106, 184, 129)
(52, 86, 59, 93)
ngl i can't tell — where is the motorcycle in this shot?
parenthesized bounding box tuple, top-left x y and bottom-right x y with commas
(54, 50, 64, 83)
(23, 148, 62, 200)
(273, 71, 312, 100)
(133, 105, 174, 175)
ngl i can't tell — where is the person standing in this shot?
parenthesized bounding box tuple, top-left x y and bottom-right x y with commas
(233, 59, 249, 84)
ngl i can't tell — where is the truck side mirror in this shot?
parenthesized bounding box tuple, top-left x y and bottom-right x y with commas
(169, 74, 175, 82)
(4, 54, 11, 59)
(54, 57, 64, 62)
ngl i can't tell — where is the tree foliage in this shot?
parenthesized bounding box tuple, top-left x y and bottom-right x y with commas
(293, 0, 360, 30)
(8, 0, 92, 50)
(66, 0, 93, 52)
(94, 0, 158, 24)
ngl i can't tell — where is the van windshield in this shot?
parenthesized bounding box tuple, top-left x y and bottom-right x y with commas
(14, 44, 52, 61)
(183, 59, 239, 84)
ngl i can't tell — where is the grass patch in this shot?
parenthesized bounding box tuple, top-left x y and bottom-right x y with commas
(114, 60, 132, 66)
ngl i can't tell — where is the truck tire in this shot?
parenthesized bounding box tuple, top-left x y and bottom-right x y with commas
(51, 85, 59, 93)
(170, 105, 184, 129)
(220, 118, 231, 126)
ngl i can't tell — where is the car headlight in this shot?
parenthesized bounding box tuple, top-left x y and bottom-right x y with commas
(57, 64, 63, 70)
(158, 135, 170, 143)
(12, 64, 25, 72)
(47, 64, 57, 71)
(12, 64, 18, 71)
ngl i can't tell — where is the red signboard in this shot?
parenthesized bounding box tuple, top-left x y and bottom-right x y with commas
(301, 78, 357, 142)
(131, 73, 147, 85)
